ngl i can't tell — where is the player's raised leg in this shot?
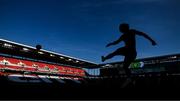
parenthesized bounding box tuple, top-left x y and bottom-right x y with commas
(101, 47, 126, 62)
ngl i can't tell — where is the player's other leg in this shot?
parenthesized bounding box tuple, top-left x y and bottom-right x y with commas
(123, 52, 137, 77)
(101, 47, 126, 62)
(121, 53, 137, 88)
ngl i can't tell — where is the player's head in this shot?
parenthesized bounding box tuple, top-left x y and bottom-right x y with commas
(119, 23, 129, 33)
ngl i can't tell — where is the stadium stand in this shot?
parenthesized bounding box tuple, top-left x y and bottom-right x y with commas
(0, 56, 86, 77)
(0, 39, 180, 100)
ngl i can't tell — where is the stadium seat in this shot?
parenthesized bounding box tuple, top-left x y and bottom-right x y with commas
(21, 60, 37, 72)
(65, 67, 74, 75)
(51, 66, 59, 73)
(6, 58, 19, 64)
(0, 57, 6, 69)
(5, 58, 21, 70)
(21, 60, 33, 67)
(78, 69, 85, 77)
(46, 64, 54, 73)
(0, 56, 5, 61)
(58, 66, 67, 75)
(35, 62, 48, 72)
(73, 68, 79, 76)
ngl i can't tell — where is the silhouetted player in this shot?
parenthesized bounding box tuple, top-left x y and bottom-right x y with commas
(102, 23, 157, 77)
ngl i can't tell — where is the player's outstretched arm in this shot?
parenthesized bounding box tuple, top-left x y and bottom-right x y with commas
(106, 36, 123, 47)
(133, 29, 157, 46)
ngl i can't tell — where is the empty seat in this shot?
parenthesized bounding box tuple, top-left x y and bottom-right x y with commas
(6, 58, 19, 64)
(35, 62, 49, 72)
(65, 67, 74, 75)
(78, 69, 85, 77)
(74, 69, 80, 76)
(21, 60, 33, 67)
(46, 64, 54, 72)
(0, 56, 5, 61)
(51, 66, 59, 73)
(58, 66, 67, 75)
(0, 57, 7, 69)
(21, 60, 37, 72)
(5, 58, 21, 70)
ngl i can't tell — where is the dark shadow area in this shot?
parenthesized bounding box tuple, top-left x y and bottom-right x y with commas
(0, 73, 180, 100)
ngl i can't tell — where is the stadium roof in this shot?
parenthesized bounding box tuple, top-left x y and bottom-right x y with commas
(0, 39, 97, 68)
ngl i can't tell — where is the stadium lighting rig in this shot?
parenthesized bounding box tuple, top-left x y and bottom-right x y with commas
(60, 57, 64, 59)
(22, 48, 29, 52)
(38, 51, 44, 54)
(3, 43, 12, 47)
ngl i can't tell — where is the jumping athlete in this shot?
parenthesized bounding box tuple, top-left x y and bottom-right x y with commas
(101, 23, 157, 77)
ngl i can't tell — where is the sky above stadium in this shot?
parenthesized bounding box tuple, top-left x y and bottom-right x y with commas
(0, 0, 180, 64)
